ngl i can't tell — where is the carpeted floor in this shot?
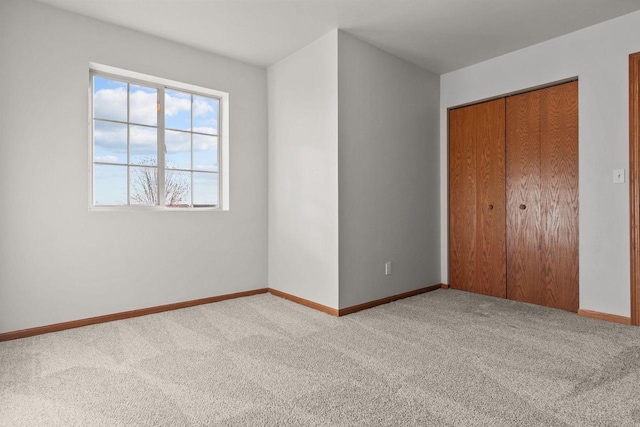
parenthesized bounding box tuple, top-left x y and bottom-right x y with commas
(1, 289, 640, 426)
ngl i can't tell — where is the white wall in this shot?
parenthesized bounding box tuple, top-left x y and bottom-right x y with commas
(337, 32, 440, 308)
(267, 32, 340, 308)
(440, 11, 640, 317)
(0, 0, 268, 333)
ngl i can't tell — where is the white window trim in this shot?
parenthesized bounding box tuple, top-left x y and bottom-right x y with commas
(88, 62, 230, 211)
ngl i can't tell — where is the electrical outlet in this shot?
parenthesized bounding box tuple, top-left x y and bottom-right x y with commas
(385, 262, 392, 276)
(613, 169, 625, 184)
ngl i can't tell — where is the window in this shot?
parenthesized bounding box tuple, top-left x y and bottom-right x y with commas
(90, 65, 228, 210)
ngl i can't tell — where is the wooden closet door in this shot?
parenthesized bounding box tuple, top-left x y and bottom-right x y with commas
(506, 81, 579, 311)
(449, 106, 477, 292)
(539, 82, 579, 312)
(449, 100, 506, 297)
(475, 99, 507, 297)
(506, 91, 543, 305)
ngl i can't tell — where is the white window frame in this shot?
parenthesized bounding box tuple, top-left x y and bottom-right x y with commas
(88, 63, 230, 211)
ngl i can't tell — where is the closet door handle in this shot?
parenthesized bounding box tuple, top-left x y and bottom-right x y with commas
(519, 204, 527, 210)
(488, 204, 494, 210)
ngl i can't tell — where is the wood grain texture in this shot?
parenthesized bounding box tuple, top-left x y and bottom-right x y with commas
(1, 286, 450, 341)
(630, 52, 640, 326)
(577, 309, 631, 325)
(0, 288, 270, 342)
(268, 288, 340, 316)
(506, 81, 579, 312)
(475, 99, 507, 298)
(540, 81, 579, 312)
(338, 285, 442, 316)
(449, 100, 506, 297)
(449, 82, 577, 312)
(449, 106, 477, 292)
(506, 90, 543, 306)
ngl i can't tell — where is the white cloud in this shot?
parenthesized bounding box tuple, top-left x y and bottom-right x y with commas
(95, 155, 119, 163)
(165, 93, 191, 117)
(165, 131, 190, 153)
(94, 118, 157, 157)
(130, 125, 157, 149)
(193, 135, 217, 151)
(130, 89, 157, 125)
(94, 86, 160, 127)
(94, 121, 126, 149)
(94, 88, 127, 121)
(193, 126, 217, 135)
(193, 98, 213, 116)
(96, 88, 213, 126)
(94, 88, 217, 163)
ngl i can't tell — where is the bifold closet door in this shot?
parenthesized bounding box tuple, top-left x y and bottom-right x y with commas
(506, 81, 579, 312)
(449, 99, 506, 297)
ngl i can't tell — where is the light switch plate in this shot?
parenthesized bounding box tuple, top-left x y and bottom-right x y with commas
(613, 169, 625, 184)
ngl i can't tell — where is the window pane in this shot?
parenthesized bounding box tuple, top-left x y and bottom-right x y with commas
(94, 164, 127, 206)
(130, 84, 157, 126)
(165, 89, 191, 131)
(192, 134, 217, 171)
(130, 125, 157, 166)
(94, 120, 127, 164)
(130, 166, 158, 206)
(165, 170, 191, 208)
(165, 130, 191, 169)
(193, 172, 218, 207)
(193, 95, 218, 135)
(93, 76, 127, 122)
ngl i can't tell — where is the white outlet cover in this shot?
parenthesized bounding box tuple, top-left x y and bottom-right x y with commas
(613, 169, 625, 184)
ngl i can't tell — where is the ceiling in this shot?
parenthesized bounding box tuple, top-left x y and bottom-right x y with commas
(36, 0, 640, 75)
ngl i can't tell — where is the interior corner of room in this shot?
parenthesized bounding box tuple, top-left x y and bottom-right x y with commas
(1, 0, 640, 340)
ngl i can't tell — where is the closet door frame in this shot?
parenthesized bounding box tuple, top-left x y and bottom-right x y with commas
(447, 78, 578, 309)
(629, 52, 640, 326)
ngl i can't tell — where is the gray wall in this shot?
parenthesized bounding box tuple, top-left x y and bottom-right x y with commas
(440, 10, 640, 317)
(267, 30, 440, 310)
(337, 32, 441, 309)
(0, 0, 268, 333)
(267, 32, 340, 309)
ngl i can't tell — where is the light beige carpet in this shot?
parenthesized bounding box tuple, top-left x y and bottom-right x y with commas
(1, 289, 640, 426)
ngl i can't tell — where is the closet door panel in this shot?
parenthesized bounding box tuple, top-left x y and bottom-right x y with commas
(506, 91, 543, 305)
(476, 99, 507, 298)
(449, 106, 477, 292)
(540, 82, 579, 312)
